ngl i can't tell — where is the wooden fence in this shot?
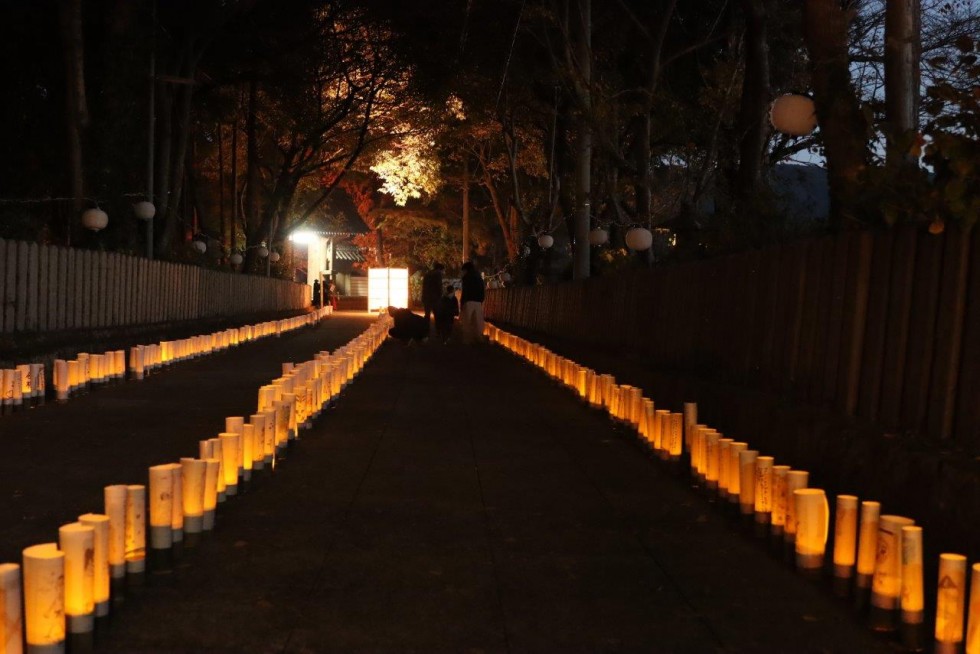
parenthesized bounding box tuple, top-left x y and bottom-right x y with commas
(0, 239, 309, 333)
(485, 224, 980, 451)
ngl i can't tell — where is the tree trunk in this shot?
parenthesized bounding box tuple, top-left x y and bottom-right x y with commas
(462, 155, 470, 265)
(736, 0, 771, 197)
(231, 101, 239, 257)
(158, 52, 196, 257)
(572, 0, 592, 280)
(803, 0, 869, 230)
(218, 122, 227, 259)
(58, 0, 88, 215)
(884, 0, 920, 165)
(244, 77, 260, 244)
(634, 112, 651, 223)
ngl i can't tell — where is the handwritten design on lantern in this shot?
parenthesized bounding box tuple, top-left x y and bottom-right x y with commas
(77, 514, 110, 617)
(22, 543, 65, 651)
(738, 450, 758, 516)
(58, 522, 95, 634)
(0, 563, 22, 654)
(900, 526, 924, 626)
(833, 495, 859, 581)
(754, 456, 774, 524)
(104, 485, 127, 579)
(783, 470, 809, 543)
(125, 485, 146, 573)
(936, 554, 968, 651)
(856, 500, 881, 591)
(770, 465, 791, 536)
(794, 488, 829, 573)
(966, 563, 979, 654)
(872, 515, 916, 611)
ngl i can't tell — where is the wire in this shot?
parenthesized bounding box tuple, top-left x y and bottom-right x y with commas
(494, 0, 527, 114)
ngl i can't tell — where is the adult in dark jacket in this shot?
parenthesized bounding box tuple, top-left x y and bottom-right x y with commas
(459, 261, 486, 343)
(421, 263, 444, 330)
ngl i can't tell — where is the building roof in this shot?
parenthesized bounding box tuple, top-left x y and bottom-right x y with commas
(334, 243, 364, 262)
(295, 188, 371, 236)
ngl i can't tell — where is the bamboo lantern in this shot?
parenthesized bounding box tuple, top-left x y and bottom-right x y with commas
(1, 369, 13, 409)
(22, 543, 64, 653)
(629, 388, 643, 429)
(738, 450, 758, 516)
(856, 501, 881, 592)
(871, 515, 916, 613)
(717, 439, 733, 499)
(129, 347, 143, 380)
(727, 442, 747, 505)
(77, 353, 90, 388)
(0, 563, 22, 654)
(832, 495, 859, 583)
(794, 488, 829, 573)
(58, 523, 95, 634)
(641, 399, 655, 443)
(667, 413, 683, 459)
(148, 466, 174, 550)
(274, 398, 291, 447)
(103, 485, 127, 579)
(16, 364, 31, 403)
(587, 371, 601, 407)
(653, 410, 668, 453)
(262, 410, 277, 466)
(164, 463, 183, 542)
(770, 465, 791, 536)
(258, 386, 275, 413)
(243, 424, 259, 472)
(683, 402, 697, 448)
(124, 485, 146, 573)
(250, 414, 268, 469)
(935, 554, 968, 653)
(690, 425, 705, 478)
(219, 433, 240, 496)
(225, 417, 246, 480)
(54, 360, 69, 402)
(180, 458, 205, 534)
(77, 514, 109, 617)
(201, 439, 225, 502)
(754, 456, 774, 524)
(705, 431, 721, 491)
(783, 470, 809, 544)
(31, 363, 45, 404)
(576, 368, 588, 399)
(900, 526, 924, 628)
(967, 563, 979, 654)
(11, 369, 22, 408)
(202, 460, 219, 531)
(66, 360, 80, 394)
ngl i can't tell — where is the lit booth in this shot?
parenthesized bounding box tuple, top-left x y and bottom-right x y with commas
(368, 268, 409, 312)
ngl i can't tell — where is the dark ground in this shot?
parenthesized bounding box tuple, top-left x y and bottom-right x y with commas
(2, 313, 896, 652)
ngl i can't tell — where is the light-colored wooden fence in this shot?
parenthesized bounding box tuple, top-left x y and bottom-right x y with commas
(0, 239, 309, 333)
(485, 224, 980, 452)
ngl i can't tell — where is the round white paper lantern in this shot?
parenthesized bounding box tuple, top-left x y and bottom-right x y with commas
(132, 201, 156, 221)
(625, 227, 653, 251)
(770, 94, 817, 136)
(537, 234, 554, 249)
(269, 251, 281, 263)
(229, 253, 243, 266)
(192, 240, 207, 254)
(256, 245, 269, 258)
(81, 208, 108, 232)
(501, 272, 512, 283)
(589, 228, 609, 246)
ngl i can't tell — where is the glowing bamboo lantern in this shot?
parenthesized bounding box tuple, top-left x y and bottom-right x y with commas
(641, 399, 655, 443)
(22, 543, 65, 653)
(11, 369, 22, 408)
(783, 470, 809, 544)
(180, 458, 205, 534)
(226, 417, 246, 479)
(200, 439, 225, 502)
(124, 485, 146, 573)
(754, 456, 774, 525)
(717, 439, 733, 499)
(16, 364, 31, 404)
(832, 495, 859, 584)
(900, 526, 924, 628)
(653, 410, 669, 452)
(770, 465, 791, 536)
(58, 523, 94, 634)
(935, 554, 968, 653)
(103, 485, 127, 579)
(261, 410, 277, 466)
(202, 460, 219, 531)
(77, 353, 90, 389)
(628, 388, 643, 429)
(53, 360, 69, 402)
(258, 386, 275, 413)
(219, 433, 240, 496)
(576, 368, 588, 399)
(66, 360, 80, 394)
(250, 414, 269, 469)
(667, 413, 683, 460)
(705, 431, 721, 491)
(275, 398, 291, 447)
(690, 425, 705, 479)
(856, 500, 881, 593)
(727, 442, 747, 505)
(871, 515, 916, 615)
(242, 424, 259, 472)
(794, 488, 829, 573)
(967, 563, 979, 654)
(31, 363, 45, 405)
(738, 450, 758, 516)
(129, 347, 143, 380)
(1, 369, 13, 410)
(148, 466, 174, 550)
(77, 514, 109, 617)
(0, 563, 22, 654)
(682, 402, 697, 449)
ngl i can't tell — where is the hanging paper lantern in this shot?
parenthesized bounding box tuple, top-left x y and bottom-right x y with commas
(230, 253, 243, 266)
(537, 234, 554, 249)
(81, 208, 108, 232)
(588, 228, 608, 246)
(625, 227, 653, 251)
(269, 251, 281, 263)
(132, 201, 156, 221)
(192, 240, 207, 254)
(770, 94, 818, 136)
(257, 245, 270, 258)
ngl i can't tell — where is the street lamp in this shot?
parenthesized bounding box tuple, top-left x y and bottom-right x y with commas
(81, 207, 109, 232)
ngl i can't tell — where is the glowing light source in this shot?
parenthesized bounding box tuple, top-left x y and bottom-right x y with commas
(900, 526, 924, 627)
(794, 488, 829, 574)
(58, 522, 95, 634)
(770, 94, 818, 136)
(0, 563, 21, 653)
(77, 514, 110, 617)
(872, 515, 916, 614)
(368, 268, 409, 312)
(288, 231, 317, 244)
(22, 543, 65, 651)
(936, 554, 968, 652)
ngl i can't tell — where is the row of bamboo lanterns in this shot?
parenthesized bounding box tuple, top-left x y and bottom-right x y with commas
(0, 306, 333, 414)
(485, 323, 980, 654)
(0, 310, 390, 654)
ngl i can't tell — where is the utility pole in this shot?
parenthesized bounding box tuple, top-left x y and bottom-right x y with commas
(572, 0, 592, 280)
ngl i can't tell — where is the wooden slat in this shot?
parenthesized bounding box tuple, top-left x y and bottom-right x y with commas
(15, 240, 29, 331)
(953, 226, 980, 449)
(820, 232, 851, 402)
(857, 230, 895, 421)
(879, 226, 918, 427)
(805, 237, 833, 399)
(38, 245, 49, 331)
(837, 231, 873, 415)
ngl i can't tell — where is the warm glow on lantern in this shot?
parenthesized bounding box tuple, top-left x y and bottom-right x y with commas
(148, 465, 174, 550)
(770, 94, 818, 136)
(783, 470, 809, 542)
(58, 523, 95, 634)
(0, 563, 21, 654)
(794, 488, 829, 573)
(872, 515, 916, 612)
(125, 485, 146, 573)
(856, 500, 881, 591)
(104, 485, 127, 579)
(22, 543, 65, 650)
(770, 465, 791, 536)
(727, 442, 747, 503)
(181, 458, 206, 534)
(682, 403, 697, 448)
(900, 526, 924, 626)
(225, 417, 246, 478)
(219, 433, 240, 496)
(77, 514, 109, 617)
(738, 450, 758, 516)
(754, 456, 774, 524)
(203, 460, 219, 531)
(936, 554, 968, 651)
(833, 495, 858, 581)
(717, 439, 733, 498)
(966, 563, 979, 654)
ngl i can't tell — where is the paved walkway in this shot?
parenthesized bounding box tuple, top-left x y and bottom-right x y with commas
(43, 323, 894, 653)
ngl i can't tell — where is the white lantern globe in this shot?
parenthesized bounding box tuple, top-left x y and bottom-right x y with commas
(588, 228, 609, 246)
(229, 253, 243, 266)
(501, 272, 512, 283)
(81, 208, 109, 232)
(537, 234, 554, 249)
(132, 201, 156, 221)
(770, 94, 818, 136)
(269, 251, 281, 263)
(625, 227, 653, 251)
(256, 245, 269, 258)
(192, 240, 207, 254)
